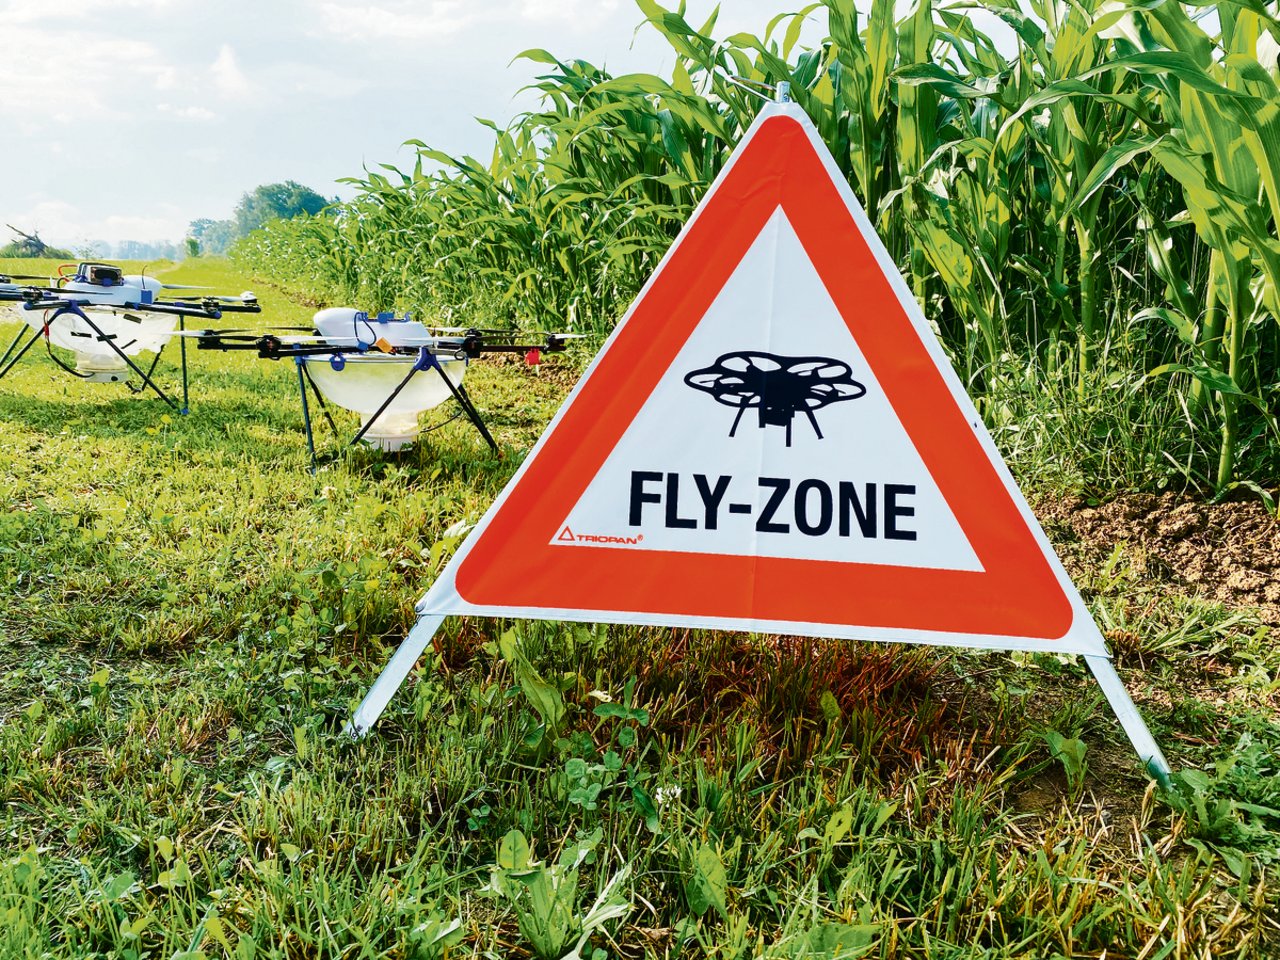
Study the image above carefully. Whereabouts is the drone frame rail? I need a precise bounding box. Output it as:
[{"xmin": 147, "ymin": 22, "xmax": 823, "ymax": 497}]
[
  {"xmin": 0, "ymin": 289, "xmax": 262, "ymax": 413},
  {"xmin": 1, "ymin": 300, "xmax": 188, "ymax": 411},
  {"xmin": 194, "ymin": 329, "xmax": 568, "ymax": 471},
  {"xmin": 294, "ymin": 348, "xmax": 497, "ymax": 473}
]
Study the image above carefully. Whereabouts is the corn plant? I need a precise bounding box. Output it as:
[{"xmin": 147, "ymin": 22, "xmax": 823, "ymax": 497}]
[{"xmin": 232, "ymin": 0, "xmax": 1280, "ymax": 494}]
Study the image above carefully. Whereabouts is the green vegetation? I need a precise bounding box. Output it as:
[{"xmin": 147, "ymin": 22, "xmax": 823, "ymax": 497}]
[
  {"xmin": 1, "ymin": 225, "xmax": 72, "ymax": 260},
  {"xmin": 233, "ymin": 0, "xmax": 1280, "ymax": 496},
  {"xmin": 1, "ymin": 256, "xmax": 1278, "ymax": 957},
  {"xmin": 192, "ymin": 182, "xmax": 333, "ymax": 257}
]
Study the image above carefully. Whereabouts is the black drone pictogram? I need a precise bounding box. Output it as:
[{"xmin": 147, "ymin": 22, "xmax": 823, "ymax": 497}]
[{"xmin": 684, "ymin": 350, "xmax": 867, "ymax": 446}]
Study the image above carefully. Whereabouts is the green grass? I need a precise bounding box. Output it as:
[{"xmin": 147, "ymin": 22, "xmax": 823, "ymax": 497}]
[{"xmin": 1, "ymin": 257, "xmax": 1278, "ymax": 958}]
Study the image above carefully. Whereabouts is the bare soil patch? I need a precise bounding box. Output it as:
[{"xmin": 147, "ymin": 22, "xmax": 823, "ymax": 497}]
[{"xmin": 1034, "ymin": 492, "xmax": 1280, "ymax": 626}]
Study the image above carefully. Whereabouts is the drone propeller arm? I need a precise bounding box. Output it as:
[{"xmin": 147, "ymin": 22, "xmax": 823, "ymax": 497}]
[
  {"xmin": 206, "ymin": 301, "xmax": 261, "ymax": 314},
  {"xmin": 19, "ymin": 295, "xmax": 97, "ymax": 310},
  {"xmin": 193, "ymin": 328, "xmax": 572, "ymax": 362},
  {"xmin": 193, "ymin": 334, "xmax": 378, "ymax": 361},
  {"xmin": 443, "ymin": 333, "xmax": 572, "ymax": 358},
  {"xmin": 122, "ymin": 301, "xmax": 223, "ymax": 320}
]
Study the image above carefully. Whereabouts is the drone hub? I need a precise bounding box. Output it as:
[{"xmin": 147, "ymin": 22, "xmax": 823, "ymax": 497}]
[
  {"xmin": 314, "ymin": 307, "xmax": 434, "ymax": 349},
  {"xmin": 62, "ymin": 268, "xmax": 163, "ymax": 308}
]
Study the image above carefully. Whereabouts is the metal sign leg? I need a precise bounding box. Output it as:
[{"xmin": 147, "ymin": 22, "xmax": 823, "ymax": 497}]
[
  {"xmin": 1085, "ymin": 655, "xmax": 1171, "ymax": 785},
  {"xmin": 345, "ymin": 613, "xmax": 447, "ymax": 736}
]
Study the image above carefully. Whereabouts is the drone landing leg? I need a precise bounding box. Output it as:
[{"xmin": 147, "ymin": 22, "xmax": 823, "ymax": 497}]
[
  {"xmin": 299, "ymin": 363, "xmax": 340, "ymax": 438},
  {"xmin": 350, "ymin": 365, "xmax": 422, "ymax": 449},
  {"xmin": 295, "ymin": 358, "xmax": 320, "ymax": 474},
  {"xmin": 729, "ymin": 406, "xmax": 747, "ymax": 438},
  {"xmin": 179, "ymin": 316, "xmax": 189, "ymax": 415},
  {"xmin": 131, "ymin": 342, "xmax": 166, "ymax": 395},
  {"xmin": 434, "ymin": 366, "xmax": 499, "ymax": 455},
  {"xmin": 0, "ymin": 326, "xmax": 40, "ymax": 380},
  {"xmin": 79, "ymin": 313, "xmax": 177, "ymax": 409}
]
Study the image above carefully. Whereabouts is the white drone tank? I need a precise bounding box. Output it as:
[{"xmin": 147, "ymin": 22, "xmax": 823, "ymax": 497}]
[
  {"xmin": 24, "ymin": 274, "xmax": 178, "ymax": 382},
  {"xmin": 303, "ymin": 308, "xmax": 468, "ymax": 451}
]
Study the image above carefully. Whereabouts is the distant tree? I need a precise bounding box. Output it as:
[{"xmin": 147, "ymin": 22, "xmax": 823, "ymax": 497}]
[
  {"xmin": 1, "ymin": 224, "xmax": 72, "ymax": 259},
  {"xmin": 188, "ymin": 217, "xmax": 238, "ymax": 256},
  {"xmin": 187, "ymin": 183, "xmax": 331, "ymax": 257},
  {"xmin": 233, "ymin": 181, "xmax": 331, "ymax": 236},
  {"xmin": 185, "ymin": 236, "xmax": 200, "ymax": 258}
]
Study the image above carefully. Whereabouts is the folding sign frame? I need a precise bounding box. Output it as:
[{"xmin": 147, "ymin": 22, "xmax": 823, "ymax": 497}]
[{"xmin": 346, "ymin": 98, "xmax": 1170, "ymax": 784}]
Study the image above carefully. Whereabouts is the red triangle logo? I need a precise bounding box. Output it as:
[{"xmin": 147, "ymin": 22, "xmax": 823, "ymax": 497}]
[{"xmin": 443, "ymin": 107, "xmax": 1076, "ymax": 645}]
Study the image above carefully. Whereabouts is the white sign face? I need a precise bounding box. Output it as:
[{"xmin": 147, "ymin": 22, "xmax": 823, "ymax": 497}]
[{"xmin": 556, "ymin": 210, "xmax": 981, "ymax": 572}]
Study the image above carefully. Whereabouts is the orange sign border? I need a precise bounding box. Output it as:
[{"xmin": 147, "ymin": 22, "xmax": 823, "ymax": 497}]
[{"xmin": 453, "ymin": 113, "xmax": 1073, "ymax": 640}]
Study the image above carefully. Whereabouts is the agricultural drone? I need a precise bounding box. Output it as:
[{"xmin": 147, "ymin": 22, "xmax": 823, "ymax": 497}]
[
  {"xmin": 192, "ymin": 307, "xmax": 582, "ymax": 469},
  {"xmin": 0, "ymin": 261, "xmax": 260, "ymax": 412}
]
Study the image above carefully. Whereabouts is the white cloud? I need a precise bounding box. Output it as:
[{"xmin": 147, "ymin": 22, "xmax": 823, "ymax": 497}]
[
  {"xmin": 259, "ymin": 61, "xmax": 372, "ymax": 100},
  {"xmin": 316, "ymin": 1, "xmax": 474, "ymax": 42},
  {"xmin": 0, "ymin": 0, "xmax": 173, "ymax": 26},
  {"xmin": 0, "ymin": 25, "xmax": 170, "ymax": 121},
  {"xmin": 211, "ymin": 44, "xmax": 253, "ymax": 98},
  {"xmin": 158, "ymin": 103, "xmax": 218, "ymax": 121},
  {"xmin": 7, "ymin": 199, "xmax": 189, "ymax": 247},
  {"xmin": 2, "ymin": 0, "xmax": 837, "ymax": 246},
  {"xmin": 518, "ymin": 0, "xmax": 621, "ymax": 28}
]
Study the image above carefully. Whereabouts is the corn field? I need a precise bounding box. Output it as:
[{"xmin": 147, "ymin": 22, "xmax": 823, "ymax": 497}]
[{"xmin": 232, "ymin": 0, "xmax": 1280, "ymax": 495}]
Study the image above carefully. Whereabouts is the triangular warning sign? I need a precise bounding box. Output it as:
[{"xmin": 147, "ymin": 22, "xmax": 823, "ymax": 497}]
[
  {"xmin": 351, "ymin": 102, "xmax": 1167, "ymax": 778},
  {"xmin": 416, "ymin": 103, "xmax": 1099, "ymax": 654}
]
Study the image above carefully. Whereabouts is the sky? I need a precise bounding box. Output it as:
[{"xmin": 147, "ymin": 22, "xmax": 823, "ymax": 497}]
[{"xmin": 0, "ymin": 0, "xmax": 829, "ymax": 250}]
